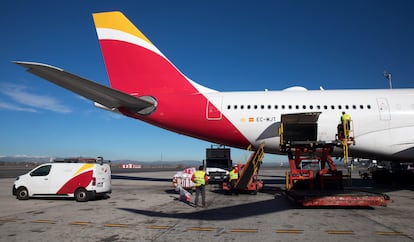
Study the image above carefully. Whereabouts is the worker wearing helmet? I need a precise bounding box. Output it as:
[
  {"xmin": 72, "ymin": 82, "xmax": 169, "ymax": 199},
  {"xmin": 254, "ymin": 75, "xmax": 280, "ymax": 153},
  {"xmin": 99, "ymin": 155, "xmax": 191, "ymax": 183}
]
[
  {"xmin": 191, "ymin": 165, "xmax": 208, "ymax": 208},
  {"xmin": 228, "ymin": 165, "xmax": 239, "ymax": 195}
]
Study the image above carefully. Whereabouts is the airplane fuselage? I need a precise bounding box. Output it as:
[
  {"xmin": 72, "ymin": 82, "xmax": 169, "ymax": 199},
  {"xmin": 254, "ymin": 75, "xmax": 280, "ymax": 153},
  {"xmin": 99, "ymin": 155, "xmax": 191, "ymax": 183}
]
[{"xmin": 128, "ymin": 88, "xmax": 414, "ymax": 162}]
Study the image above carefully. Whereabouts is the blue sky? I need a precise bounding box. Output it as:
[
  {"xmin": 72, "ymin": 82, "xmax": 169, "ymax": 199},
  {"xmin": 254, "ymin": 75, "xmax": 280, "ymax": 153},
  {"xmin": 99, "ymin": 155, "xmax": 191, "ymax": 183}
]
[{"xmin": 1, "ymin": 0, "xmax": 413, "ymax": 163}]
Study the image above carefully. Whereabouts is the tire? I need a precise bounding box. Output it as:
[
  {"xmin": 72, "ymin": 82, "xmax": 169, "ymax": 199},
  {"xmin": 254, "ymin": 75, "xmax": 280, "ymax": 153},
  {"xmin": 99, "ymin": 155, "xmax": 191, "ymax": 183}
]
[
  {"xmin": 16, "ymin": 187, "xmax": 29, "ymax": 200},
  {"xmin": 74, "ymin": 188, "xmax": 88, "ymax": 202}
]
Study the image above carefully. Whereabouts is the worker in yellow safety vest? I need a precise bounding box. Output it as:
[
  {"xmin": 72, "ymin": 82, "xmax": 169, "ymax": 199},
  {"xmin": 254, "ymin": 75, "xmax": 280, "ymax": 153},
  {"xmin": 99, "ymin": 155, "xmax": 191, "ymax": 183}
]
[
  {"xmin": 191, "ymin": 165, "xmax": 208, "ymax": 207},
  {"xmin": 341, "ymin": 111, "xmax": 351, "ymax": 136},
  {"xmin": 228, "ymin": 165, "xmax": 239, "ymax": 195}
]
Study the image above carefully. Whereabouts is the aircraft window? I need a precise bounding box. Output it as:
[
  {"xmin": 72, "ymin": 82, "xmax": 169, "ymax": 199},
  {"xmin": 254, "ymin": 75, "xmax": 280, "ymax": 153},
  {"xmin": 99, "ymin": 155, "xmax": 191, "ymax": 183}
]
[
  {"xmin": 247, "ymin": 105, "xmax": 251, "ymax": 109},
  {"xmin": 345, "ymin": 105, "xmax": 349, "ymax": 109},
  {"xmin": 254, "ymin": 105, "xmax": 258, "ymax": 109},
  {"xmin": 303, "ymin": 105, "xmax": 306, "ymax": 109},
  {"xmin": 338, "ymin": 105, "xmax": 342, "ymax": 109},
  {"xmin": 317, "ymin": 105, "xmax": 321, "ymax": 109},
  {"xmin": 261, "ymin": 105, "xmax": 265, "ymax": 109},
  {"xmin": 295, "ymin": 105, "xmax": 299, "ymax": 109},
  {"xmin": 267, "ymin": 105, "xmax": 271, "ymax": 109},
  {"xmin": 227, "ymin": 105, "xmax": 231, "ymax": 110},
  {"xmin": 352, "ymin": 105, "xmax": 356, "ymax": 109},
  {"xmin": 310, "ymin": 105, "xmax": 313, "ymax": 109},
  {"xmin": 281, "ymin": 105, "xmax": 285, "ymax": 109},
  {"xmin": 240, "ymin": 105, "xmax": 244, "ymax": 110},
  {"xmin": 233, "ymin": 105, "xmax": 237, "ymax": 110},
  {"xmin": 367, "ymin": 105, "xmax": 371, "ymax": 109},
  {"xmin": 274, "ymin": 105, "xmax": 278, "ymax": 109},
  {"xmin": 324, "ymin": 105, "xmax": 328, "ymax": 110},
  {"xmin": 288, "ymin": 105, "xmax": 292, "ymax": 109},
  {"xmin": 360, "ymin": 105, "xmax": 364, "ymax": 109},
  {"xmin": 331, "ymin": 105, "xmax": 335, "ymax": 110}
]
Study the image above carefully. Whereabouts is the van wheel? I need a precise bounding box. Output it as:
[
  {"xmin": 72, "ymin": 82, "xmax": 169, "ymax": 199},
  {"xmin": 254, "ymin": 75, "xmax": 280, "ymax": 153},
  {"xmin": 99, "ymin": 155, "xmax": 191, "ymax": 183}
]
[
  {"xmin": 17, "ymin": 187, "xmax": 29, "ymax": 200},
  {"xmin": 75, "ymin": 188, "xmax": 88, "ymax": 202}
]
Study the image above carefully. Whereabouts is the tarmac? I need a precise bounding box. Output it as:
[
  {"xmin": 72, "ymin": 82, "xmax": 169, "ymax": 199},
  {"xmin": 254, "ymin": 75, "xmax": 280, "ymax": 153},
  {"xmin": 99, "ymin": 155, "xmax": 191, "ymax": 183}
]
[{"xmin": 0, "ymin": 167, "xmax": 413, "ymax": 242}]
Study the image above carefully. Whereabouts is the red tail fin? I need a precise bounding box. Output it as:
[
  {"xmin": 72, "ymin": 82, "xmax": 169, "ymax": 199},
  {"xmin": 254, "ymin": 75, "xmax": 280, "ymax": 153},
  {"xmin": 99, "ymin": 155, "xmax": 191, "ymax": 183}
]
[
  {"xmin": 92, "ymin": 11, "xmax": 213, "ymax": 96},
  {"xmin": 92, "ymin": 11, "xmax": 249, "ymax": 150}
]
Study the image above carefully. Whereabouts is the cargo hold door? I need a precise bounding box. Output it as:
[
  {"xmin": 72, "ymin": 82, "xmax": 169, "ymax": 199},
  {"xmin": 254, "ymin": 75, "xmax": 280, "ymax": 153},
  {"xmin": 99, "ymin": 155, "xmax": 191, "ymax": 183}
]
[{"xmin": 279, "ymin": 112, "xmax": 321, "ymax": 146}]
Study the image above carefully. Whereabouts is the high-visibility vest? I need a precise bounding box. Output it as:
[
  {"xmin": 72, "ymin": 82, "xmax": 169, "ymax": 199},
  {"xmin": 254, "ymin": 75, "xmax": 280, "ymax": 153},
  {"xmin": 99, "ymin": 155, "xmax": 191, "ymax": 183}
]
[
  {"xmin": 229, "ymin": 169, "xmax": 238, "ymax": 181},
  {"xmin": 194, "ymin": 170, "xmax": 206, "ymax": 186},
  {"xmin": 341, "ymin": 113, "xmax": 350, "ymax": 121}
]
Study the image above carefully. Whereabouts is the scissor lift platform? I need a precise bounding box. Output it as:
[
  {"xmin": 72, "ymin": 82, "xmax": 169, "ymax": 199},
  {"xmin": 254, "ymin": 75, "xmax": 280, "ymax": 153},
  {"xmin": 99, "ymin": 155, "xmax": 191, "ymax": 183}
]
[{"xmin": 279, "ymin": 112, "xmax": 391, "ymax": 207}]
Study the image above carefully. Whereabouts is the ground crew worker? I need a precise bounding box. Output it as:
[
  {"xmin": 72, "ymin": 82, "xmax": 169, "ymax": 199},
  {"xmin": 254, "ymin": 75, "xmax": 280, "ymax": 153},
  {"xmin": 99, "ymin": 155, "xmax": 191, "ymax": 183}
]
[
  {"xmin": 341, "ymin": 111, "xmax": 351, "ymax": 136},
  {"xmin": 191, "ymin": 165, "xmax": 208, "ymax": 207},
  {"xmin": 228, "ymin": 165, "xmax": 239, "ymax": 195}
]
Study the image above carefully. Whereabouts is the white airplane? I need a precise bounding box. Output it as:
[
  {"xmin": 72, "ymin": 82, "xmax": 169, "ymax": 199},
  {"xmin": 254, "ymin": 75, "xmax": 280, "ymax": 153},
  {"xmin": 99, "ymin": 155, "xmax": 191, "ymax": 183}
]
[{"xmin": 15, "ymin": 11, "xmax": 414, "ymax": 162}]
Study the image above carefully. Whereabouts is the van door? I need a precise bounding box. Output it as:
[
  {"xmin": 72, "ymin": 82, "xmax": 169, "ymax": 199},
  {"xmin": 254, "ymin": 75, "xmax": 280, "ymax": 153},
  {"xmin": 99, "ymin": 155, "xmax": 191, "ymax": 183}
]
[{"xmin": 28, "ymin": 165, "xmax": 52, "ymax": 195}]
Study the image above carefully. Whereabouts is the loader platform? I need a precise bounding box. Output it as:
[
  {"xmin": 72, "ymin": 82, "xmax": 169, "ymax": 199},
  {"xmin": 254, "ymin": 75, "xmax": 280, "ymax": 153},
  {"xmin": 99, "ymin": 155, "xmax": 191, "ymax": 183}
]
[
  {"xmin": 286, "ymin": 189, "xmax": 390, "ymax": 207},
  {"xmin": 279, "ymin": 112, "xmax": 391, "ymax": 207}
]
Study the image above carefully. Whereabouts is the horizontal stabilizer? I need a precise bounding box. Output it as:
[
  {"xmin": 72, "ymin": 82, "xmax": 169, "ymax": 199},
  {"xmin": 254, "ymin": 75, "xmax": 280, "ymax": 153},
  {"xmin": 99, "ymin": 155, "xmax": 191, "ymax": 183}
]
[{"xmin": 14, "ymin": 61, "xmax": 156, "ymax": 115}]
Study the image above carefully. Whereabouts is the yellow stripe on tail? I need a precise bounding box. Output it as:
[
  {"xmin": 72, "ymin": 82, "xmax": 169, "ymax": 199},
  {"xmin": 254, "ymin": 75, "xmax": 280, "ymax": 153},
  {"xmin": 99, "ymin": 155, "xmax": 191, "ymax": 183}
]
[{"xmin": 92, "ymin": 11, "xmax": 152, "ymax": 45}]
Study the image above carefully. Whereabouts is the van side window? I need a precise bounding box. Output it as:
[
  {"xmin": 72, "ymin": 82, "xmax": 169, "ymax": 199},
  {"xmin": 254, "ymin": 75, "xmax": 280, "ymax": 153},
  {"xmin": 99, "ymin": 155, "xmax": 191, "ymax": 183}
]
[{"xmin": 30, "ymin": 165, "xmax": 51, "ymax": 176}]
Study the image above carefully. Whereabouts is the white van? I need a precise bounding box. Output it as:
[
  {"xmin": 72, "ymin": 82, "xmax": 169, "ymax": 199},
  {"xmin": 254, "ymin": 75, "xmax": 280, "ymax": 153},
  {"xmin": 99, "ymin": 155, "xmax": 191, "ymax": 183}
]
[{"xmin": 13, "ymin": 157, "xmax": 111, "ymax": 202}]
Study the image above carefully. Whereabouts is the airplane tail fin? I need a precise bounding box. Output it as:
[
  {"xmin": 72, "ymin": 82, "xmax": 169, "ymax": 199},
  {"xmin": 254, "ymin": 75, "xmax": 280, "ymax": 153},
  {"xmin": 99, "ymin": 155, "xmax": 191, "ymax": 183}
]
[{"xmin": 92, "ymin": 11, "xmax": 214, "ymax": 96}]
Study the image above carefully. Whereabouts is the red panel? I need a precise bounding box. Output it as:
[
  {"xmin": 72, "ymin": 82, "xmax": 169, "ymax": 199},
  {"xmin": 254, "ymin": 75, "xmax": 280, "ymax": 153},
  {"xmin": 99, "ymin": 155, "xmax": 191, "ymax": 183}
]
[{"xmin": 57, "ymin": 171, "xmax": 93, "ymax": 194}]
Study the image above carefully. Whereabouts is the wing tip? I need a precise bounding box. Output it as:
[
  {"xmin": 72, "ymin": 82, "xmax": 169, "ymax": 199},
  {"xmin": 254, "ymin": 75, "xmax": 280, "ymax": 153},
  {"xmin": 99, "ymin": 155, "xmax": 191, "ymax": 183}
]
[{"xmin": 13, "ymin": 61, "xmax": 64, "ymax": 71}]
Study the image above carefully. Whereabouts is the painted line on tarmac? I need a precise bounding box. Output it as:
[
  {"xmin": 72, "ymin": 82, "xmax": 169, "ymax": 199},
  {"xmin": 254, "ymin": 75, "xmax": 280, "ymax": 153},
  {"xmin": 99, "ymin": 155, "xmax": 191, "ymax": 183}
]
[
  {"xmin": 0, "ymin": 218, "xmax": 21, "ymax": 223},
  {"xmin": 230, "ymin": 228, "xmax": 258, "ymax": 233},
  {"xmin": 146, "ymin": 225, "xmax": 172, "ymax": 230},
  {"xmin": 104, "ymin": 223, "xmax": 129, "ymax": 228},
  {"xmin": 326, "ymin": 230, "xmax": 354, "ymax": 235},
  {"xmin": 375, "ymin": 231, "xmax": 406, "ymax": 236},
  {"xmin": 275, "ymin": 229, "xmax": 304, "ymax": 234},
  {"xmin": 188, "ymin": 227, "xmax": 216, "ymax": 232},
  {"xmin": 69, "ymin": 221, "xmax": 91, "ymax": 226},
  {"xmin": 31, "ymin": 219, "xmax": 56, "ymax": 224}
]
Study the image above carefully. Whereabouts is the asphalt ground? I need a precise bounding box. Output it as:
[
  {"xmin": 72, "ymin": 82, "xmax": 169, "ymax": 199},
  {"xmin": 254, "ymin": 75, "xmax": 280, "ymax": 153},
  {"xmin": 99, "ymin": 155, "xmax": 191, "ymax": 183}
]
[{"xmin": 0, "ymin": 167, "xmax": 413, "ymax": 242}]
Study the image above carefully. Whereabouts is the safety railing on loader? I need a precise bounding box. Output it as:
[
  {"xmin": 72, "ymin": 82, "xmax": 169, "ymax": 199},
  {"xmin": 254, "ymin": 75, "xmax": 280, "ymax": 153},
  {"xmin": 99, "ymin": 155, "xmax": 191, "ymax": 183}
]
[{"xmin": 235, "ymin": 143, "xmax": 265, "ymax": 189}]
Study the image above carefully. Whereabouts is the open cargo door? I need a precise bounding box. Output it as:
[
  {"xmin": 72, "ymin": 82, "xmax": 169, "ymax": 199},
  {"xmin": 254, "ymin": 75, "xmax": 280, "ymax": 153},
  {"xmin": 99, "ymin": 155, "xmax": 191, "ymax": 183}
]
[{"xmin": 279, "ymin": 112, "xmax": 321, "ymax": 147}]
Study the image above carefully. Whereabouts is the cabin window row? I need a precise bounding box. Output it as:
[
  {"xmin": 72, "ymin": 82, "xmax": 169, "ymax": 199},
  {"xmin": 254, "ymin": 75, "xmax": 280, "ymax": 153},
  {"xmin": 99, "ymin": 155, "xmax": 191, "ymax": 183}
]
[{"xmin": 226, "ymin": 104, "xmax": 372, "ymax": 110}]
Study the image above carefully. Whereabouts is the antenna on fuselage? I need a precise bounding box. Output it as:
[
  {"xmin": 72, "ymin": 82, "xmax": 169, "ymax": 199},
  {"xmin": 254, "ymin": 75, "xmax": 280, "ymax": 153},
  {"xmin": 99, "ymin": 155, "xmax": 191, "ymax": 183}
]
[{"xmin": 383, "ymin": 70, "xmax": 392, "ymax": 89}]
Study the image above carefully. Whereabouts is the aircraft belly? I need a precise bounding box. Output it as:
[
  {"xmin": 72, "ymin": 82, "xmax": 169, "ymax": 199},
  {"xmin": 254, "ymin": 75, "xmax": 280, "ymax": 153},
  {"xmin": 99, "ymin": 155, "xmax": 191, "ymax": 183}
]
[{"xmin": 352, "ymin": 126, "xmax": 414, "ymax": 161}]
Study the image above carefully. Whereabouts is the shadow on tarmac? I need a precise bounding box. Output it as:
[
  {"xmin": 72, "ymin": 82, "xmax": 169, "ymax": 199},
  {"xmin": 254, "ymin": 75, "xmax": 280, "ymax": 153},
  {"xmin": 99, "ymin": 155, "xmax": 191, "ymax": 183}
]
[{"xmin": 119, "ymin": 196, "xmax": 294, "ymax": 221}]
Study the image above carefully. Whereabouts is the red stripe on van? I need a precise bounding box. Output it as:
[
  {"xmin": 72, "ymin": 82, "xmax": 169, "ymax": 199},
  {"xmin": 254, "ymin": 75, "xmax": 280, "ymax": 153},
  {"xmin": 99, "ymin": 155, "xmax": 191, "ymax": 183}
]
[{"xmin": 57, "ymin": 171, "xmax": 93, "ymax": 195}]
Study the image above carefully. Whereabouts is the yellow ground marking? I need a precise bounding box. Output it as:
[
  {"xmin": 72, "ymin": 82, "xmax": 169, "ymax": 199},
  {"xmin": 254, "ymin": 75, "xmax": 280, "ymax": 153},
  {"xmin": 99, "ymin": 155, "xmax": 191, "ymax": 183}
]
[
  {"xmin": 104, "ymin": 223, "xmax": 129, "ymax": 228},
  {"xmin": 326, "ymin": 230, "xmax": 354, "ymax": 234},
  {"xmin": 146, "ymin": 225, "xmax": 171, "ymax": 229},
  {"xmin": 0, "ymin": 218, "xmax": 20, "ymax": 223},
  {"xmin": 188, "ymin": 227, "xmax": 216, "ymax": 231},
  {"xmin": 69, "ymin": 221, "xmax": 91, "ymax": 226},
  {"xmin": 31, "ymin": 219, "xmax": 56, "ymax": 224},
  {"xmin": 376, "ymin": 231, "xmax": 406, "ymax": 236},
  {"xmin": 275, "ymin": 229, "xmax": 304, "ymax": 234},
  {"xmin": 230, "ymin": 228, "xmax": 258, "ymax": 233}
]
